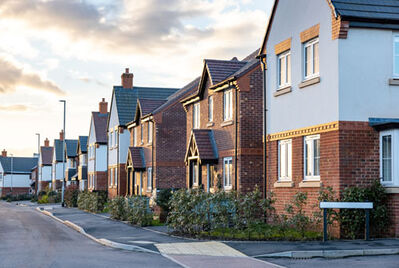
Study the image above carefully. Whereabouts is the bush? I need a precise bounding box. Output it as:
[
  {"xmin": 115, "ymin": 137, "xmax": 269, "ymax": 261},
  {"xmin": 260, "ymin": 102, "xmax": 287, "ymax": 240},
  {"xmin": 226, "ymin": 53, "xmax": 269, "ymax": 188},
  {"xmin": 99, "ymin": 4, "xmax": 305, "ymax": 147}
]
[
  {"xmin": 77, "ymin": 190, "xmax": 108, "ymax": 213},
  {"xmin": 156, "ymin": 188, "xmax": 174, "ymax": 222},
  {"xmin": 109, "ymin": 196, "xmax": 128, "ymax": 220},
  {"xmin": 126, "ymin": 196, "xmax": 153, "ymax": 226},
  {"xmin": 339, "ymin": 180, "xmax": 389, "ymax": 239},
  {"xmin": 38, "ymin": 195, "xmax": 49, "ymax": 204},
  {"xmin": 64, "ymin": 185, "xmax": 79, "ymax": 207}
]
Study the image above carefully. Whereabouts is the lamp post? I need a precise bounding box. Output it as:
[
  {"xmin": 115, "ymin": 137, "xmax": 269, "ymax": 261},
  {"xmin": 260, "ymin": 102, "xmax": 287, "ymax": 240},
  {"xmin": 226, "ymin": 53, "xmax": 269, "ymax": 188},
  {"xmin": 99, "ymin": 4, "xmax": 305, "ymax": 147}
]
[
  {"xmin": 59, "ymin": 100, "xmax": 66, "ymax": 207},
  {"xmin": 10, "ymin": 153, "xmax": 13, "ymax": 195},
  {"xmin": 35, "ymin": 133, "xmax": 40, "ymax": 193}
]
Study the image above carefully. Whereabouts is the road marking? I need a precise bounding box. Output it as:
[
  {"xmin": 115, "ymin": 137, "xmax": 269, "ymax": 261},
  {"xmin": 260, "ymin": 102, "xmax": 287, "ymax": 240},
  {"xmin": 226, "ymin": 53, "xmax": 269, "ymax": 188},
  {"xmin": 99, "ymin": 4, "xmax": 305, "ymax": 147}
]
[{"xmin": 155, "ymin": 241, "xmax": 246, "ymax": 257}]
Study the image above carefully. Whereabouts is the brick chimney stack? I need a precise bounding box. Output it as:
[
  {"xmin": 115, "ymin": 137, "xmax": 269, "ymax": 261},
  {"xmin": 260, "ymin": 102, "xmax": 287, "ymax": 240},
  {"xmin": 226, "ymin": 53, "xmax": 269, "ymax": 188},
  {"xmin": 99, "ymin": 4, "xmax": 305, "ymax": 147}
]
[
  {"xmin": 99, "ymin": 98, "xmax": 108, "ymax": 114},
  {"xmin": 59, "ymin": 130, "xmax": 64, "ymax": 141},
  {"xmin": 121, "ymin": 68, "xmax": 133, "ymax": 89},
  {"xmin": 1, "ymin": 149, "xmax": 6, "ymax": 157},
  {"xmin": 44, "ymin": 138, "xmax": 50, "ymax": 147}
]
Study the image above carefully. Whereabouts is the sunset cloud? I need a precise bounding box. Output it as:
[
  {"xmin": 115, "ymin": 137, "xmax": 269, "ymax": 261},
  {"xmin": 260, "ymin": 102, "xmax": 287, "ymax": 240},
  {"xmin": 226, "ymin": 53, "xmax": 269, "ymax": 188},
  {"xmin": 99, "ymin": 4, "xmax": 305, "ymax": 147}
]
[{"xmin": 0, "ymin": 104, "xmax": 29, "ymax": 112}]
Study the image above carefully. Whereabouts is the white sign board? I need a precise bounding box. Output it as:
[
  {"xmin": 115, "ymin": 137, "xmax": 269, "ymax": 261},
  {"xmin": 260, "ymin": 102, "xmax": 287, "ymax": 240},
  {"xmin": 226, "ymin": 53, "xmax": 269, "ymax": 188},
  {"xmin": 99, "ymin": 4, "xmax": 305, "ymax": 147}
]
[{"xmin": 320, "ymin": 202, "xmax": 373, "ymax": 209}]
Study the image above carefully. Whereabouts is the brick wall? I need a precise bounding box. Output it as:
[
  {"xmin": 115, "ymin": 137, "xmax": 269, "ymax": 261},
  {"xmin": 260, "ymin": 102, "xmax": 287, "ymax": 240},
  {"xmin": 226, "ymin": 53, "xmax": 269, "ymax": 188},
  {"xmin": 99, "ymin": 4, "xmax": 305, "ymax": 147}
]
[{"xmin": 1, "ymin": 187, "xmax": 31, "ymax": 197}]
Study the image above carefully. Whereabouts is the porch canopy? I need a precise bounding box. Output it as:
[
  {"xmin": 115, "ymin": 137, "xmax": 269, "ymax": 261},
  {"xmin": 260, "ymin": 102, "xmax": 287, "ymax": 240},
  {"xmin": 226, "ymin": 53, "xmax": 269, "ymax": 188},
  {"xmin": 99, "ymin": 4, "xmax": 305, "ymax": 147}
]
[
  {"xmin": 127, "ymin": 147, "xmax": 146, "ymax": 170},
  {"xmin": 369, "ymin": 118, "xmax": 399, "ymax": 131},
  {"xmin": 185, "ymin": 129, "xmax": 218, "ymax": 164}
]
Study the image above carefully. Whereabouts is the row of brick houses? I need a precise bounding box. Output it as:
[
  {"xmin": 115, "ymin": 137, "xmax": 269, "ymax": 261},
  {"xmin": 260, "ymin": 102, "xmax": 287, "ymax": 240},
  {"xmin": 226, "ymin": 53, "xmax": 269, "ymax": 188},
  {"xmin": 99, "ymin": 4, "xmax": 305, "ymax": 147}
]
[{"xmin": 3, "ymin": 0, "xmax": 399, "ymax": 237}]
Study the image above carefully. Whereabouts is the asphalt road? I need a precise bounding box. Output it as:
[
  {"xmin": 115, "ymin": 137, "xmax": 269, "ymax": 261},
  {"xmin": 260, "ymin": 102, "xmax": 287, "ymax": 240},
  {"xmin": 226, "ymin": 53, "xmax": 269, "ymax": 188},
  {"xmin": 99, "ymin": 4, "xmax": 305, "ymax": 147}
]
[{"xmin": 0, "ymin": 202, "xmax": 180, "ymax": 268}]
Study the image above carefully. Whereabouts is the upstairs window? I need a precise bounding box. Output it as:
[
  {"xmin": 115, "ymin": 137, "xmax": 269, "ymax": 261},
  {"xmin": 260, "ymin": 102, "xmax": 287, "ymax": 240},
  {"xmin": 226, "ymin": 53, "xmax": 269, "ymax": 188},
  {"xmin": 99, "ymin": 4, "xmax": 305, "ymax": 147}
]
[
  {"xmin": 394, "ymin": 35, "xmax": 399, "ymax": 77},
  {"xmin": 141, "ymin": 125, "xmax": 144, "ymax": 144},
  {"xmin": 115, "ymin": 167, "xmax": 118, "ymax": 186},
  {"xmin": 223, "ymin": 89, "xmax": 233, "ymax": 121},
  {"xmin": 148, "ymin": 122, "xmax": 153, "ymax": 144},
  {"xmin": 278, "ymin": 139, "xmax": 292, "ymax": 181},
  {"xmin": 109, "ymin": 131, "xmax": 113, "ymax": 147},
  {"xmin": 114, "ymin": 129, "xmax": 118, "ymax": 147},
  {"xmin": 304, "ymin": 135, "xmax": 320, "ymax": 180},
  {"xmin": 193, "ymin": 102, "xmax": 200, "ymax": 129},
  {"xmin": 208, "ymin": 96, "xmax": 213, "ymax": 122},
  {"xmin": 134, "ymin": 127, "xmax": 138, "ymax": 146},
  {"xmin": 304, "ymin": 38, "xmax": 319, "ymax": 80},
  {"xmin": 278, "ymin": 50, "xmax": 291, "ymax": 88}
]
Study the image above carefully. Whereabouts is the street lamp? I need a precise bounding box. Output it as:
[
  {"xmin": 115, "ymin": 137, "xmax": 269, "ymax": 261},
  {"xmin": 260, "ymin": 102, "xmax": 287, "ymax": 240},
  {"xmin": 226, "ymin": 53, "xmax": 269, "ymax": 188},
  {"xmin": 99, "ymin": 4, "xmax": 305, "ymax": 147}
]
[{"xmin": 59, "ymin": 100, "xmax": 66, "ymax": 207}]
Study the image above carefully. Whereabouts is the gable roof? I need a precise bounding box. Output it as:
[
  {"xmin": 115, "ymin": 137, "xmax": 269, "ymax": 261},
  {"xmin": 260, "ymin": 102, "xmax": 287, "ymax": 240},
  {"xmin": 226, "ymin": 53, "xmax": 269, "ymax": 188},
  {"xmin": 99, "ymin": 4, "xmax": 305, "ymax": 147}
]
[
  {"xmin": 40, "ymin": 147, "xmax": 53, "ymax": 166},
  {"xmin": 259, "ymin": 0, "xmax": 399, "ymax": 55},
  {"xmin": 92, "ymin": 112, "xmax": 108, "ymax": 144},
  {"xmin": 0, "ymin": 156, "xmax": 38, "ymax": 174},
  {"xmin": 185, "ymin": 129, "xmax": 218, "ymax": 164},
  {"xmin": 53, "ymin": 139, "xmax": 64, "ymax": 162},
  {"xmin": 109, "ymin": 86, "xmax": 179, "ymax": 128},
  {"xmin": 65, "ymin": 139, "xmax": 78, "ymax": 158},
  {"xmin": 127, "ymin": 147, "xmax": 146, "ymax": 170},
  {"xmin": 77, "ymin": 136, "xmax": 88, "ymax": 154}
]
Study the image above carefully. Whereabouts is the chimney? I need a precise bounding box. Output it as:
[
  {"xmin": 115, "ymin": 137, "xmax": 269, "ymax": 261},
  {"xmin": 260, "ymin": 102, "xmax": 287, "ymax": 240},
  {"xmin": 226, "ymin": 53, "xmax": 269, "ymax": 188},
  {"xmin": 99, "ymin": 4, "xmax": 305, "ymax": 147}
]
[
  {"xmin": 1, "ymin": 149, "xmax": 6, "ymax": 157},
  {"xmin": 99, "ymin": 98, "xmax": 108, "ymax": 114},
  {"xmin": 59, "ymin": 130, "xmax": 64, "ymax": 141},
  {"xmin": 121, "ymin": 68, "xmax": 133, "ymax": 89},
  {"xmin": 44, "ymin": 138, "xmax": 50, "ymax": 147}
]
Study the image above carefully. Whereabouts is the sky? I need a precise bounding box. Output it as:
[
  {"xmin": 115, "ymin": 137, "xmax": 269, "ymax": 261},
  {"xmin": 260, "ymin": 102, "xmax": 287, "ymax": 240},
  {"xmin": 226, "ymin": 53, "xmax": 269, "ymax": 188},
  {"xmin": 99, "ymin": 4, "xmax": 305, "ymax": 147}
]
[{"xmin": 0, "ymin": 0, "xmax": 273, "ymax": 157}]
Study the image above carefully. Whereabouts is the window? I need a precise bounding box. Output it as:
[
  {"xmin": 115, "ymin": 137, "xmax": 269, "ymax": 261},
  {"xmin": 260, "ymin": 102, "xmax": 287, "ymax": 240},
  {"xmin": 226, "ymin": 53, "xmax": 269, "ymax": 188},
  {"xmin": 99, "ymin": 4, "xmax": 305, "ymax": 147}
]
[
  {"xmin": 110, "ymin": 168, "xmax": 113, "ymax": 186},
  {"xmin": 141, "ymin": 125, "xmax": 144, "ymax": 144},
  {"xmin": 278, "ymin": 50, "xmax": 291, "ymax": 88},
  {"xmin": 394, "ymin": 35, "xmax": 399, "ymax": 77},
  {"xmin": 148, "ymin": 122, "xmax": 153, "ymax": 144},
  {"xmin": 208, "ymin": 96, "xmax": 213, "ymax": 122},
  {"xmin": 193, "ymin": 102, "xmax": 200, "ymax": 129},
  {"xmin": 110, "ymin": 131, "xmax": 113, "ymax": 147},
  {"xmin": 115, "ymin": 167, "xmax": 118, "ymax": 186},
  {"xmin": 223, "ymin": 157, "xmax": 233, "ymax": 189},
  {"xmin": 191, "ymin": 162, "xmax": 198, "ymax": 186},
  {"xmin": 80, "ymin": 154, "xmax": 87, "ymax": 166},
  {"xmin": 304, "ymin": 135, "xmax": 320, "ymax": 180},
  {"xmin": 278, "ymin": 139, "xmax": 292, "ymax": 181},
  {"xmin": 134, "ymin": 127, "xmax": 138, "ymax": 146},
  {"xmin": 380, "ymin": 130, "xmax": 398, "ymax": 185},
  {"xmin": 147, "ymin": 167, "xmax": 152, "ymax": 190},
  {"xmin": 304, "ymin": 38, "xmax": 319, "ymax": 79},
  {"xmin": 209, "ymin": 165, "xmax": 215, "ymax": 188},
  {"xmin": 223, "ymin": 89, "xmax": 233, "ymax": 121},
  {"xmin": 114, "ymin": 129, "xmax": 118, "ymax": 147}
]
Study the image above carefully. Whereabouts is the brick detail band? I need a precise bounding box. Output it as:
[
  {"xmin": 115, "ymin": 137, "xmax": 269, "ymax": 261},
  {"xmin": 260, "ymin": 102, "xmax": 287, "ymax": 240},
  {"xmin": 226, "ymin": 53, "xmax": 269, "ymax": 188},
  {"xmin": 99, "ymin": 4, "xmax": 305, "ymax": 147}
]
[
  {"xmin": 300, "ymin": 24, "xmax": 320, "ymax": 43},
  {"xmin": 268, "ymin": 121, "xmax": 339, "ymax": 141},
  {"xmin": 274, "ymin": 38, "xmax": 292, "ymax": 55}
]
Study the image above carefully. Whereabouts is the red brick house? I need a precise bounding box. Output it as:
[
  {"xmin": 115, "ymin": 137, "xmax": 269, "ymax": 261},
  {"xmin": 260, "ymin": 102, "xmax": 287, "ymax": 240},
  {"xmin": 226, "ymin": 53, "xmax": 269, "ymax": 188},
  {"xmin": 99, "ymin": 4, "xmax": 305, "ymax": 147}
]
[
  {"xmin": 181, "ymin": 52, "xmax": 264, "ymax": 193},
  {"xmin": 126, "ymin": 78, "xmax": 199, "ymax": 196},
  {"xmin": 259, "ymin": 0, "xmax": 399, "ymax": 236}
]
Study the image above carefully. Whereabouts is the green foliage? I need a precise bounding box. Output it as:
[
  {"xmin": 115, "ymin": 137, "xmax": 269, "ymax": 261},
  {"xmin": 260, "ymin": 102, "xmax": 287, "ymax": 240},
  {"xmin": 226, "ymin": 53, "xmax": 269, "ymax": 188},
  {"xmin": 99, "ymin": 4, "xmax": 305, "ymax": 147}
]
[
  {"xmin": 64, "ymin": 185, "xmax": 79, "ymax": 207},
  {"xmin": 126, "ymin": 196, "xmax": 153, "ymax": 226},
  {"xmin": 339, "ymin": 180, "xmax": 389, "ymax": 239},
  {"xmin": 109, "ymin": 196, "xmax": 128, "ymax": 220},
  {"xmin": 38, "ymin": 195, "xmax": 49, "ymax": 204},
  {"xmin": 156, "ymin": 188, "xmax": 174, "ymax": 213},
  {"xmin": 77, "ymin": 190, "xmax": 108, "ymax": 213},
  {"xmin": 1, "ymin": 194, "xmax": 33, "ymax": 201}
]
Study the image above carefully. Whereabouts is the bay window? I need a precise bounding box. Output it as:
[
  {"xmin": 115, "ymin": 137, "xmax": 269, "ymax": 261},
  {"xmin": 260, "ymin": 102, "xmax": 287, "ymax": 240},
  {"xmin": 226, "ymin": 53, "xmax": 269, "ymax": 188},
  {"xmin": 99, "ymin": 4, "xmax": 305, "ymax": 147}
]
[{"xmin": 380, "ymin": 130, "xmax": 398, "ymax": 186}]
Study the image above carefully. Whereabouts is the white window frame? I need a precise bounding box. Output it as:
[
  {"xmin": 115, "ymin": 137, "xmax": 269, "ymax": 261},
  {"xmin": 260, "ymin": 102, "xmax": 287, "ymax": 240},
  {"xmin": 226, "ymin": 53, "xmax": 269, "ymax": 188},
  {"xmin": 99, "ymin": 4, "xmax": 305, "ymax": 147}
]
[
  {"xmin": 380, "ymin": 129, "xmax": 398, "ymax": 186},
  {"xmin": 114, "ymin": 128, "xmax": 118, "ymax": 147},
  {"xmin": 304, "ymin": 38, "xmax": 319, "ymax": 80},
  {"xmin": 109, "ymin": 168, "xmax": 113, "ymax": 186},
  {"xmin": 141, "ymin": 124, "xmax": 144, "ymax": 144},
  {"xmin": 134, "ymin": 127, "xmax": 138, "ymax": 146},
  {"xmin": 278, "ymin": 139, "xmax": 292, "ymax": 181},
  {"xmin": 193, "ymin": 102, "xmax": 200, "ymax": 129},
  {"xmin": 110, "ymin": 131, "xmax": 113, "ymax": 148},
  {"xmin": 278, "ymin": 50, "xmax": 291, "ymax": 89},
  {"xmin": 223, "ymin": 89, "xmax": 233, "ymax": 121},
  {"xmin": 148, "ymin": 122, "xmax": 153, "ymax": 144},
  {"xmin": 223, "ymin": 157, "xmax": 233, "ymax": 190},
  {"xmin": 304, "ymin": 134, "xmax": 320, "ymax": 181},
  {"xmin": 115, "ymin": 167, "xmax": 118, "ymax": 186},
  {"xmin": 393, "ymin": 35, "xmax": 399, "ymax": 78},
  {"xmin": 147, "ymin": 167, "xmax": 152, "ymax": 190},
  {"xmin": 208, "ymin": 96, "xmax": 213, "ymax": 122}
]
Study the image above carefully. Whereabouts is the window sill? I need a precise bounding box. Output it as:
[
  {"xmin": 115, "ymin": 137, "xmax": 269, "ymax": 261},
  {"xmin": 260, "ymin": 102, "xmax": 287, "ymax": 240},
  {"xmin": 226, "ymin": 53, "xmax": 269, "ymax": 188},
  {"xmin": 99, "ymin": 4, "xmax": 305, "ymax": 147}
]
[
  {"xmin": 384, "ymin": 187, "xmax": 399, "ymax": 194},
  {"xmin": 274, "ymin": 86, "xmax": 292, "ymax": 97},
  {"xmin": 299, "ymin": 76, "xmax": 320, "ymax": 89},
  {"xmin": 207, "ymin": 122, "xmax": 214, "ymax": 127},
  {"xmin": 274, "ymin": 181, "xmax": 294, "ymax": 188},
  {"xmin": 299, "ymin": 180, "xmax": 322, "ymax": 188},
  {"xmin": 389, "ymin": 78, "xmax": 399, "ymax": 86},
  {"xmin": 221, "ymin": 120, "xmax": 234, "ymax": 127}
]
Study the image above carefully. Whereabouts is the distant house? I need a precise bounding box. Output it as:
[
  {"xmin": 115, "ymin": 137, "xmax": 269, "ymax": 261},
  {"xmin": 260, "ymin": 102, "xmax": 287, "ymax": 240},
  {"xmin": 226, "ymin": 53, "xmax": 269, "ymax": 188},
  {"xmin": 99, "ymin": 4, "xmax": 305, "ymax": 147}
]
[
  {"xmin": 30, "ymin": 165, "xmax": 38, "ymax": 195},
  {"xmin": 88, "ymin": 98, "xmax": 108, "ymax": 192},
  {"xmin": 38, "ymin": 138, "xmax": 53, "ymax": 192},
  {"xmin": 259, "ymin": 0, "xmax": 399, "ymax": 236},
  {"xmin": 126, "ymin": 78, "xmax": 199, "ymax": 197},
  {"xmin": 76, "ymin": 136, "xmax": 88, "ymax": 191},
  {"xmin": 107, "ymin": 68, "xmax": 178, "ymax": 199},
  {"xmin": 0, "ymin": 149, "xmax": 38, "ymax": 197},
  {"xmin": 64, "ymin": 139, "xmax": 78, "ymax": 187},
  {"xmin": 181, "ymin": 52, "xmax": 263, "ymax": 193},
  {"xmin": 52, "ymin": 131, "xmax": 66, "ymax": 191}
]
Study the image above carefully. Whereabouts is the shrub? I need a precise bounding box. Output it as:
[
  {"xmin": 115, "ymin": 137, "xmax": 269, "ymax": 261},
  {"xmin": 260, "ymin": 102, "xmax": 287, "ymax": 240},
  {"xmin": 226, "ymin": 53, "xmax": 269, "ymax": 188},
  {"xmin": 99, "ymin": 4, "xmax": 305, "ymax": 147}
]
[
  {"xmin": 64, "ymin": 185, "xmax": 79, "ymax": 207},
  {"xmin": 77, "ymin": 190, "xmax": 108, "ymax": 213},
  {"xmin": 109, "ymin": 196, "xmax": 128, "ymax": 220},
  {"xmin": 126, "ymin": 196, "xmax": 153, "ymax": 226},
  {"xmin": 38, "ymin": 195, "xmax": 49, "ymax": 204},
  {"xmin": 339, "ymin": 180, "xmax": 389, "ymax": 239}
]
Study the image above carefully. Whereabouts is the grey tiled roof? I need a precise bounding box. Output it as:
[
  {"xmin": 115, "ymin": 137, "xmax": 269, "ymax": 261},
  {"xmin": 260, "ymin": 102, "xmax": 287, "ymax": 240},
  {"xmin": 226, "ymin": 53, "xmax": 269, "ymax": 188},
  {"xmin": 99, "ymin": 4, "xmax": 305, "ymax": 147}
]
[
  {"xmin": 128, "ymin": 147, "xmax": 146, "ymax": 169},
  {"xmin": 65, "ymin": 140, "xmax": 78, "ymax": 158},
  {"xmin": 40, "ymin": 147, "xmax": 53, "ymax": 165},
  {"xmin": 92, "ymin": 112, "xmax": 108, "ymax": 144},
  {"xmin": 113, "ymin": 86, "xmax": 179, "ymax": 126},
  {"xmin": 53, "ymin": 139, "xmax": 64, "ymax": 162},
  {"xmin": 205, "ymin": 59, "xmax": 247, "ymax": 85},
  {"xmin": 331, "ymin": 0, "xmax": 399, "ymax": 22},
  {"xmin": 139, "ymin": 99, "xmax": 167, "ymax": 117},
  {"xmin": 78, "ymin": 136, "xmax": 88, "ymax": 153},
  {"xmin": 0, "ymin": 156, "xmax": 38, "ymax": 174}
]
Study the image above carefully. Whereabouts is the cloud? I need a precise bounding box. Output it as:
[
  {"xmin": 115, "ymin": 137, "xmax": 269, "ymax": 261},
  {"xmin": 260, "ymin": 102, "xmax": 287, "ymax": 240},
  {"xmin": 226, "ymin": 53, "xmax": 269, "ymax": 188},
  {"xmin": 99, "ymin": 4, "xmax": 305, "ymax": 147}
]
[
  {"xmin": 0, "ymin": 58, "xmax": 65, "ymax": 95},
  {"xmin": 0, "ymin": 104, "xmax": 29, "ymax": 112}
]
